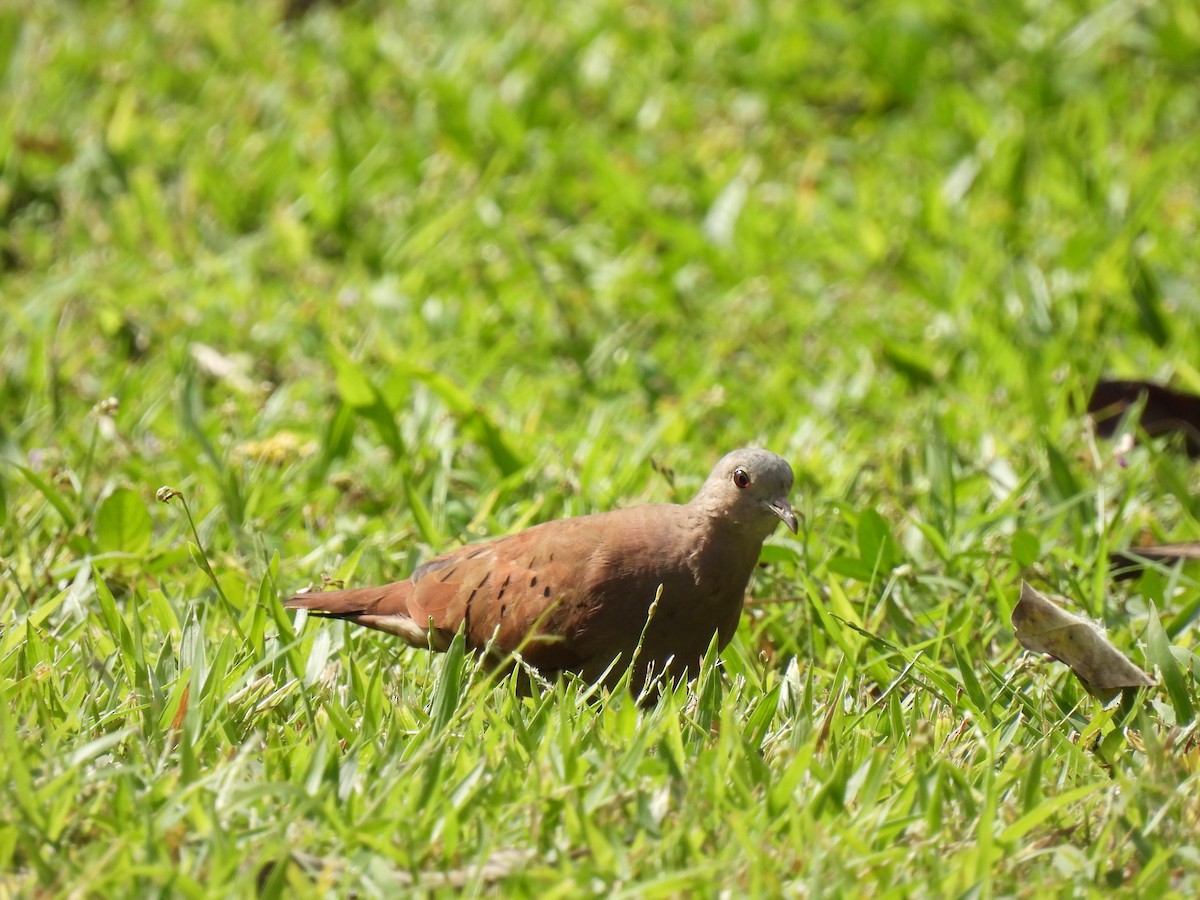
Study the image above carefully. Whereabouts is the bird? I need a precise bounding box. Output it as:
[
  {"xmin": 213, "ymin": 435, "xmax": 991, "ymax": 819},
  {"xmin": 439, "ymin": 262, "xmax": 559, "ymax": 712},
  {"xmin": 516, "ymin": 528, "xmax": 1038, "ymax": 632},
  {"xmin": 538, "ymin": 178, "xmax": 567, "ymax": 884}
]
[{"xmin": 283, "ymin": 448, "xmax": 798, "ymax": 692}]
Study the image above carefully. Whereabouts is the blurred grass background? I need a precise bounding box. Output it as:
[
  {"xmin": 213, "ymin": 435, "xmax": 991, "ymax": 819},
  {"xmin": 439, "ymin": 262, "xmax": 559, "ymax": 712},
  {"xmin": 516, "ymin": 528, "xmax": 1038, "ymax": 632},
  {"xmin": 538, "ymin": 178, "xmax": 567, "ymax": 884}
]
[{"xmin": 2, "ymin": 0, "xmax": 1199, "ymax": 895}]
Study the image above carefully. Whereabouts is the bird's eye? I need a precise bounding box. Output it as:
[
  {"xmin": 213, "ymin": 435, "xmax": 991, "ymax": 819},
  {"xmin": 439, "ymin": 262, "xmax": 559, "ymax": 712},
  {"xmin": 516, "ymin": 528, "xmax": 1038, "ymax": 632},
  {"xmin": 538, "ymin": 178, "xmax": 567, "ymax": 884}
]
[{"xmin": 732, "ymin": 467, "xmax": 751, "ymax": 489}]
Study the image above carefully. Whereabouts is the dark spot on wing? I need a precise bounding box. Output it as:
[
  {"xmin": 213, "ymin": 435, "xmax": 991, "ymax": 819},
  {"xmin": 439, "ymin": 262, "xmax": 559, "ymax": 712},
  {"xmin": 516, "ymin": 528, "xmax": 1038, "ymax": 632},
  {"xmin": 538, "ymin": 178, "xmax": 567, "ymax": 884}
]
[
  {"xmin": 531, "ymin": 576, "xmax": 538, "ymax": 588},
  {"xmin": 544, "ymin": 586, "xmax": 551, "ymax": 598},
  {"xmin": 464, "ymin": 588, "xmax": 478, "ymax": 637}
]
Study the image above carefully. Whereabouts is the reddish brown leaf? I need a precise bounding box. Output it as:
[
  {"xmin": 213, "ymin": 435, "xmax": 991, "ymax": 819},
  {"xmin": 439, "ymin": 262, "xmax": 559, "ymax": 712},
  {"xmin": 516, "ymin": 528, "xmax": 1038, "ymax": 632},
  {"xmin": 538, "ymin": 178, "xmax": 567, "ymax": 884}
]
[
  {"xmin": 1087, "ymin": 379, "xmax": 1200, "ymax": 457},
  {"xmin": 169, "ymin": 683, "xmax": 190, "ymax": 733},
  {"xmin": 1111, "ymin": 542, "xmax": 1200, "ymax": 581}
]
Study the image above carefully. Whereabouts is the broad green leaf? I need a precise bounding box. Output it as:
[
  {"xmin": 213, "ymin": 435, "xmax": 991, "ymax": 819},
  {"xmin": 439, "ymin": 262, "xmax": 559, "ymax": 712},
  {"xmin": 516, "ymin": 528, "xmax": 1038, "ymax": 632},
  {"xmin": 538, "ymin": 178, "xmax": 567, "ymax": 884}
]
[
  {"xmin": 330, "ymin": 347, "xmax": 377, "ymax": 409},
  {"xmin": 881, "ymin": 341, "xmax": 936, "ymax": 386},
  {"xmin": 1128, "ymin": 253, "xmax": 1169, "ymax": 347},
  {"xmin": 1011, "ymin": 529, "xmax": 1040, "ymax": 567},
  {"xmin": 404, "ymin": 477, "xmax": 442, "ymax": 548},
  {"xmin": 953, "ymin": 643, "xmax": 991, "ymax": 722},
  {"xmin": 857, "ymin": 508, "xmax": 897, "ymax": 573},
  {"xmin": 1044, "ymin": 442, "xmax": 1081, "ymax": 505},
  {"xmin": 15, "ymin": 464, "xmax": 77, "ymax": 527},
  {"xmin": 827, "ymin": 555, "xmax": 876, "ymax": 582},
  {"xmin": 303, "ymin": 627, "xmax": 333, "ymax": 688},
  {"xmin": 329, "ymin": 350, "xmax": 405, "ymax": 456},
  {"xmin": 94, "ymin": 487, "xmax": 153, "ymax": 556},
  {"xmin": 93, "ymin": 566, "xmax": 140, "ymax": 684},
  {"xmin": 1145, "ymin": 603, "xmax": 1194, "ymax": 725},
  {"xmin": 310, "ymin": 400, "xmax": 356, "ymax": 485},
  {"xmin": 428, "ymin": 629, "xmax": 467, "ymax": 733}
]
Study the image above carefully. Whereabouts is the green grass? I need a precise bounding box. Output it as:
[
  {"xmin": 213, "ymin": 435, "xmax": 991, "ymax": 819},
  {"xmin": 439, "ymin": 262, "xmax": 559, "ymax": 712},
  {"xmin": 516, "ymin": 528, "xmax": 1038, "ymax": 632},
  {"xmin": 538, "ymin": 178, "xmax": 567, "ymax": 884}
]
[{"xmin": 3, "ymin": 0, "xmax": 1200, "ymax": 895}]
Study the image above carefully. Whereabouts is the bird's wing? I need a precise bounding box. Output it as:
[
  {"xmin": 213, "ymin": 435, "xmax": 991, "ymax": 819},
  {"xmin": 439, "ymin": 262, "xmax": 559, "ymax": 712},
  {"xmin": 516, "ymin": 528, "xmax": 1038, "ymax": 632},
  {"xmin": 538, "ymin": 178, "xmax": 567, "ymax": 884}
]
[{"xmin": 405, "ymin": 518, "xmax": 609, "ymax": 669}]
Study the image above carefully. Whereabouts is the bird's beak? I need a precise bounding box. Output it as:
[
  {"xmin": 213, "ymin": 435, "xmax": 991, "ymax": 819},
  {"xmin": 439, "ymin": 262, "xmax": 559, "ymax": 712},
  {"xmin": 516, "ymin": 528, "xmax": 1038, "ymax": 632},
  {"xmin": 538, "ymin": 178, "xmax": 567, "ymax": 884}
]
[{"xmin": 769, "ymin": 500, "xmax": 799, "ymax": 534}]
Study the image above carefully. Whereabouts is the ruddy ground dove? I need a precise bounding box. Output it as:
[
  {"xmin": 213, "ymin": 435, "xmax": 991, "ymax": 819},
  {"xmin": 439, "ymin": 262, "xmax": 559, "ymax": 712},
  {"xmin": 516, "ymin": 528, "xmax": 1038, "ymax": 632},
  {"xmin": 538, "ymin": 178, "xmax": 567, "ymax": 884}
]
[{"xmin": 284, "ymin": 448, "xmax": 797, "ymax": 690}]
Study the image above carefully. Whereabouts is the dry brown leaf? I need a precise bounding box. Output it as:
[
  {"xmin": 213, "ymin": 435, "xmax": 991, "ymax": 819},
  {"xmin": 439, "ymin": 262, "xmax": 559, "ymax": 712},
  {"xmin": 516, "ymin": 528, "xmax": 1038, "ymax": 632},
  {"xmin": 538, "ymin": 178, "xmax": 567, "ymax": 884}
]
[
  {"xmin": 1011, "ymin": 582, "xmax": 1154, "ymax": 698},
  {"xmin": 1087, "ymin": 379, "xmax": 1200, "ymax": 457},
  {"xmin": 169, "ymin": 683, "xmax": 190, "ymax": 733},
  {"xmin": 1111, "ymin": 541, "xmax": 1200, "ymax": 581}
]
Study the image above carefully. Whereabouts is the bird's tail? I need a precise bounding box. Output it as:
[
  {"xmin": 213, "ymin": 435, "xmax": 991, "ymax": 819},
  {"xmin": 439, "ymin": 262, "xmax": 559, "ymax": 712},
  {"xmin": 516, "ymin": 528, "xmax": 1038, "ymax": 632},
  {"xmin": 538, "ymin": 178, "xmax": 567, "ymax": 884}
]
[{"xmin": 283, "ymin": 583, "xmax": 442, "ymax": 648}]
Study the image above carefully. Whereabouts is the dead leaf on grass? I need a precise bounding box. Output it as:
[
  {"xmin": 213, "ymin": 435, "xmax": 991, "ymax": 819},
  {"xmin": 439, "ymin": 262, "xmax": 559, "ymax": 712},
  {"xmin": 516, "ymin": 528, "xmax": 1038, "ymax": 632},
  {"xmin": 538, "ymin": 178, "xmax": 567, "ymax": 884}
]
[
  {"xmin": 1110, "ymin": 541, "xmax": 1200, "ymax": 581},
  {"xmin": 1086, "ymin": 379, "xmax": 1200, "ymax": 457},
  {"xmin": 1011, "ymin": 582, "xmax": 1154, "ymax": 699}
]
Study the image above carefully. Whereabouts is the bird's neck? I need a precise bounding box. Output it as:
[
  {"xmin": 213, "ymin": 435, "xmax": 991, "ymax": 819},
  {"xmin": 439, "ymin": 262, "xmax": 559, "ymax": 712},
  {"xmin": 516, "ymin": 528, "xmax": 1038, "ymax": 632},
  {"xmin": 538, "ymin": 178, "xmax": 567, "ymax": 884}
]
[
  {"xmin": 689, "ymin": 497, "xmax": 773, "ymax": 544},
  {"xmin": 684, "ymin": 504, "xmax": 771, "ymax": 573}
]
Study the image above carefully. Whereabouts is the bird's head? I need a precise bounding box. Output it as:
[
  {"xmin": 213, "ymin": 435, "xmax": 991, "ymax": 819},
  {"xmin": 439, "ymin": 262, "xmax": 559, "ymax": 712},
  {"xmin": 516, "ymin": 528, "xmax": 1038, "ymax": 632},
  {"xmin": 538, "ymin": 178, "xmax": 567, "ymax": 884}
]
[{"xmin": 696, "ymin": 448, "xmax": 798, "ymax": 537}]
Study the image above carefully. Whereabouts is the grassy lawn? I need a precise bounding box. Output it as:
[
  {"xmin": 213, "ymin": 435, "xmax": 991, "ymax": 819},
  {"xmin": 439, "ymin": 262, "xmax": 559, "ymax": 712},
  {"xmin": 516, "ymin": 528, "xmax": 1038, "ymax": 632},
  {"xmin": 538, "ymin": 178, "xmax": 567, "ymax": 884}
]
[{"xmin": 3, "ymin": 0, "xmax": 1199, "ymax": 895}]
